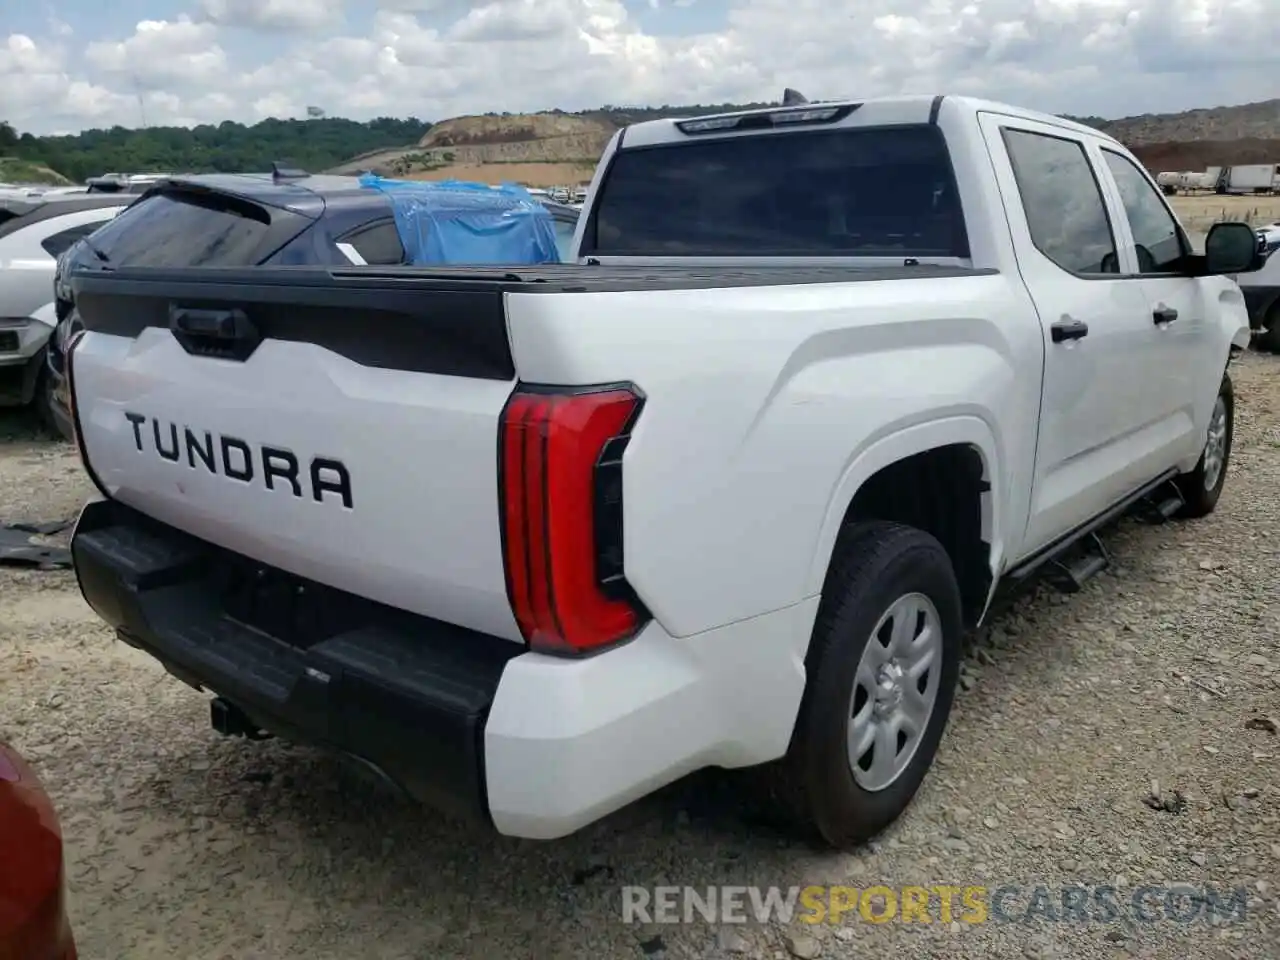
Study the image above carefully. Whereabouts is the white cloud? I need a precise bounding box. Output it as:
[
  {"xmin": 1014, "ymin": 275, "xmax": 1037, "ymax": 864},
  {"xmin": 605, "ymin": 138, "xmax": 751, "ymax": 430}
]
[
  {"xmin": 375, "ymin": 0, "xmax": 471, "ymax": 11},
  {"xmin": 1, "ymin": 33, "xmax": 130, "ymax": 129},
  {"xmin": 198, "ymin": 0, "xmax": 344, "ymax": 32},
  {"xmin": 84, "ymin": 16, "xmax": 228, "ymax": 89},
  {"xmin": 4, "ymin": 0, "xmax": 1279, "ymax": 134},
  {"xmin": 449, "ymin": 1, "xmax": 581, "ymax": 43}
]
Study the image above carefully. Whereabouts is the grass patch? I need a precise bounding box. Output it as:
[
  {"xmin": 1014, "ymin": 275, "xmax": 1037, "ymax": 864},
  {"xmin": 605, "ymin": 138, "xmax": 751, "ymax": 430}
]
[{"xmin": 0, "ymin": 156, "xmax": 73, "ymax": 185}]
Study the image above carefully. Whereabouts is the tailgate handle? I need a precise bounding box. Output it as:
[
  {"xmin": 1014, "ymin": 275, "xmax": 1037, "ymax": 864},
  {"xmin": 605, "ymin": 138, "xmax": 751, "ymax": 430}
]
[
  {"xmin": 170, "ymin": 306, "xmax": 250, "ymax": 340},
  {"xmin": 168, "ymin": 306, "xmax": 262, "ymax": 360}
]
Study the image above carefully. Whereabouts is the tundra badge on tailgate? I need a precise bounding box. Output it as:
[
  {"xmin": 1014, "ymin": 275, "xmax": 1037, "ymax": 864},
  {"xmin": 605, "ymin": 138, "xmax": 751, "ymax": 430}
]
[{"xmin": 124, "ymin": 412, "xmax": 353, "ymax": 509}]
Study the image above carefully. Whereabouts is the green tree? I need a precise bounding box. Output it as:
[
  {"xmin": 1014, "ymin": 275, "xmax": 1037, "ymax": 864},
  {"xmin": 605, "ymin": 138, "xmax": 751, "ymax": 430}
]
[{"xmin": 4, "ymin": 116, "xmax": 435, "ymax": 182}]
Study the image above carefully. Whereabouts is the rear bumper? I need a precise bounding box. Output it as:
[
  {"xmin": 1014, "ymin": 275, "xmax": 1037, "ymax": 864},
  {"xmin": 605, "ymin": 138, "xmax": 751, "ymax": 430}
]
[
  {"xmin": 71, "ymin": 498, "xmax": 520, "ymax": 824},
  {"xmin": 72, "ymin": 499, "xmax": 817, "ymax": 839}
]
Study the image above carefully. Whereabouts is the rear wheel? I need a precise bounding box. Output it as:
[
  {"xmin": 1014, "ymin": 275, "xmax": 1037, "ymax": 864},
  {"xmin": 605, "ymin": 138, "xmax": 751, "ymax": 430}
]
[
  {"xmin": 1260, "ymin": 304, "xmax": 1280, "ymax": 353},
  {"xmin": 773, "ymin": 521, "xmax": 962, "ymax": 849},
  {"xmin": 1174, "ymin": 372, "xmax": 1233, "ymax": 519}
]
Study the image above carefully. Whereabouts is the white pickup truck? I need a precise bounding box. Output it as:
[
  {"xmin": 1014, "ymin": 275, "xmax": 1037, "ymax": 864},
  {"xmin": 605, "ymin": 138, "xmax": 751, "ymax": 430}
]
[{"xmin": 63, "ymin": 94, "xmax": 1261, "ymax": 849}]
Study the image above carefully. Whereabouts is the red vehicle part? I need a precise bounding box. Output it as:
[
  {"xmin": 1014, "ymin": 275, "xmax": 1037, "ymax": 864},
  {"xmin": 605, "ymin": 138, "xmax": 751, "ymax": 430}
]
[{"xmin": 0, "ymin": 744, "xmax": 76, "ymax": 960}]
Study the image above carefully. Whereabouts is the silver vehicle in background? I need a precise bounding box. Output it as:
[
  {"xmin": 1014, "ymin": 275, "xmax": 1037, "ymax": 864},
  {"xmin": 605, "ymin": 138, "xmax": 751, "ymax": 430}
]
[
  {"xmin": 84, "ymin": 173, "xmax": 170, "ymax": 195},
  {"xmin": 0, "ymin": 193, "xmax": 129, "ymax": 426}
]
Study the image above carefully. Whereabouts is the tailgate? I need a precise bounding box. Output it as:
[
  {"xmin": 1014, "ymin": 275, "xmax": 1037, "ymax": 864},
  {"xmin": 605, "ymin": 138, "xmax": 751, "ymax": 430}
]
[{"xmin": 68, "ymin": 267, "xmax": 524, "ymax": 642}]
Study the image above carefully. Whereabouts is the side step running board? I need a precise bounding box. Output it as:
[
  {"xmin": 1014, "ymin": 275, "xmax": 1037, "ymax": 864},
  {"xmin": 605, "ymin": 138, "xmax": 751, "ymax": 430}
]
[
  {"xmin": 1134, "ymin": 479, "xmax": 1186, "ymax": 525},
  {"xmin": 1044, "ymin": 532, "xmax": 1110, "ymax": 593},
  {"xmin": 999, "ymin": 469, "xmax": 1180, "ymax": 601}
]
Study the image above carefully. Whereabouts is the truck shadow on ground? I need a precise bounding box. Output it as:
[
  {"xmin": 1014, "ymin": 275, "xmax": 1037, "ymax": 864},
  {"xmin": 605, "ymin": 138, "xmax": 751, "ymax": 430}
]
[{"xmin": 96, "ymin": 526, "xmax": 1170, "ymax": 956}]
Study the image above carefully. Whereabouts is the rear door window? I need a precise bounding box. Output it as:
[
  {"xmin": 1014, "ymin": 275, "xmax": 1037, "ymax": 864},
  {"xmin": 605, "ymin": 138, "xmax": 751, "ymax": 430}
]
[
  {"xmin": 585, "ymin": 124, "xmax": 967, "ymax": 257},
  {"xmin": 1001, "ymin": 128, "xmax": 1119, "ymax": 275},
  {"xmin": 338, "ymin": 220, "xmax": 405, "ymax": 265},
  {"xmin": 86, "ymin": 190, "xmax": 280, "ymax": 267}
]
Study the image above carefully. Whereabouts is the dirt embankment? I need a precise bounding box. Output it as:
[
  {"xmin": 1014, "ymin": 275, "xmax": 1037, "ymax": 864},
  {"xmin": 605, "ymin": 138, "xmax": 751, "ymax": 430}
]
[
  {"xmin": 401, "ymin": 162, "xmax": 596, "ymax": 188},
  {"xmin": 417, "ymin": 113, "xmax": 612, "ymax": 165},
  {"xmin": 1133, "ymin": 139, "xmax": 1280, "ymax": 174},
  {"xmin": 325, "ymin": 99, "xmax": 1280, "ymax": 185},
  {"xmin": 328, "ymin": 113, "xmax": 614, "ymax": 185},
  {"xmin": 1092, "ymin": 98, "xmax": 1280, "ymax": 173}
]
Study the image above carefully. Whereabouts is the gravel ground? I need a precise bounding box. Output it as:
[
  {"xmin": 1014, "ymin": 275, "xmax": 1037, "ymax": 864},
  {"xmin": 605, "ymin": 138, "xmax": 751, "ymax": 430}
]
[{"xmin": 2, "ymin": 356, "xmax": 1279, "ymax": 960}]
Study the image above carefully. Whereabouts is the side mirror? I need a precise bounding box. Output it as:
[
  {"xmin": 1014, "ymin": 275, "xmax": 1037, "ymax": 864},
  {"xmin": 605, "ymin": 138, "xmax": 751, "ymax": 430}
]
[{"xmin": 1203, "ymin": 221, "xmax": 1263, "ymax": 275}]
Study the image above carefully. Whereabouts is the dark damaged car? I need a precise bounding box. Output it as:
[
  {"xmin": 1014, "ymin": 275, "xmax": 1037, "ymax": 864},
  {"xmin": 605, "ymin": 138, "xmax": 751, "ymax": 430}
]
[{"xmin": 45, "ymin": 171, "xmax": 580, "ymax": 441}]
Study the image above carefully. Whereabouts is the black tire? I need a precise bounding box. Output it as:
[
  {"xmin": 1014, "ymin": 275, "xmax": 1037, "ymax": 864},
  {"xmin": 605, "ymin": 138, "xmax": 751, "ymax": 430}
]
[
  {"xmin": 1260, "ymin": 304, "xmax": 1280, "ymax": 353},
  {"xmin": 1174, "ymin": 372, "xmax": 1233, "ymax": 519},
  {"xmin": 33, "ymin": 367, "xmax": 58, "ymax": 437},
  {"xmin": 772, "ymin": 521, "xmax": 962, "ymax": 849}
]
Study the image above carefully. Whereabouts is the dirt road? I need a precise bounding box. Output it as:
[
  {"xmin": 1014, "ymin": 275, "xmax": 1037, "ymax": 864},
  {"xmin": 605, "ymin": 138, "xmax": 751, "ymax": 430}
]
[{"xmin": 1, "ymin": 357, "xmax": 1277, "ymax": 960}]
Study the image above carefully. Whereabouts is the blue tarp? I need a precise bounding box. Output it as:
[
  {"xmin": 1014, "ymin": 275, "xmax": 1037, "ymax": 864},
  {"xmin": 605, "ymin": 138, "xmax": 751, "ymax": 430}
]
[{"xmin": 358, "ymin": 174, "xmax": 561, "ymax": 265}]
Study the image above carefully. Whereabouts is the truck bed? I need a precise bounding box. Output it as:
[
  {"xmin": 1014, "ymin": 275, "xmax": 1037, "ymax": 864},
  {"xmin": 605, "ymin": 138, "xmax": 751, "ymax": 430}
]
[
  {"xmin": 71, "ymin": 262, "xmax": 995, "ymax": 381},
  {"xmin": 67, "ymin": 255, "xmax": 1010, "ymax": 645}
]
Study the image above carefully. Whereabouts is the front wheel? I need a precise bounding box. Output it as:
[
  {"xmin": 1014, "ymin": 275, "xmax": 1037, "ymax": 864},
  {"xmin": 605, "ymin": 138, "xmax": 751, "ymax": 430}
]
[
  {"xmin": 1174, "ymin": 372, "xmax": 1234, "ymax": 519},
  {"xmin": 773, "ymin": 521, "xmax": 962, "ymax": 849}
]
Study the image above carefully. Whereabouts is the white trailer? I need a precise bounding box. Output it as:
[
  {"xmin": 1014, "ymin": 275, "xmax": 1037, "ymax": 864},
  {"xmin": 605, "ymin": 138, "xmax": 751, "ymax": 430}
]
[{"xmin": 1217, "ymin": 163, "xmax": 1280, "ymax": 194}]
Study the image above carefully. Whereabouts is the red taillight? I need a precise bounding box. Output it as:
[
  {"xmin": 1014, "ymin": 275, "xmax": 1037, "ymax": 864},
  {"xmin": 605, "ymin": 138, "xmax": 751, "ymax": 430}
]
[{"xmin": 500, "ymin": 385, "xmax": 646, "ymax": 654}]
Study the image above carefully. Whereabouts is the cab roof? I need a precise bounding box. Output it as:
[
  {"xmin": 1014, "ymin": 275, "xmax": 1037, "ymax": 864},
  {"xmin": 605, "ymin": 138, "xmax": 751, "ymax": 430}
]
[{"xmin": 619, "ymin": 93, "xmax": 1119, "ymax": 150}]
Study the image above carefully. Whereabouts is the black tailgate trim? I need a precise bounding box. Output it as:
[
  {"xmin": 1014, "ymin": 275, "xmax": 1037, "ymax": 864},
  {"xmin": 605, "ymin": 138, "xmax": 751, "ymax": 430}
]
[{"xmin": 71, "ymin": 269, "xmax": 515, "ymax": 379}]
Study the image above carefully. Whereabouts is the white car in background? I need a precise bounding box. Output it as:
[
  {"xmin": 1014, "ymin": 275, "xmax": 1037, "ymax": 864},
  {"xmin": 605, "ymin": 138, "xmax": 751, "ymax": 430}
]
[{"xmin": 0, "ymin": 193, "xmax": 128, "ymax": 427}]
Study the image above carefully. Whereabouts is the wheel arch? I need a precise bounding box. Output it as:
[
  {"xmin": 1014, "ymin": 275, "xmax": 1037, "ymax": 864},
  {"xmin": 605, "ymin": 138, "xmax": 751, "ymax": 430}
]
[{"xmin": 806, "ymin": 417, "xmax": 1002, "ymax": 628}]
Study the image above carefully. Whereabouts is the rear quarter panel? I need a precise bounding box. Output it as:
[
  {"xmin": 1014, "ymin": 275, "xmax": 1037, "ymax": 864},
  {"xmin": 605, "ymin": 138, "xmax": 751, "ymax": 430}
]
[{"xmin": 507, "ymin": 272, "xmax": 1044, "ymax": 638}]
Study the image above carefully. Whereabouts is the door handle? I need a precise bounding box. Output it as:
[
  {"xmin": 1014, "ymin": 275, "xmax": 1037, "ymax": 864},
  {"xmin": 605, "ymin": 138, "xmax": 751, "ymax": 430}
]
[
  {"xmin": 1050, "ymin": 318, "xmax": 1089, "ymax": 343},
  {"xmin": 1152, "ymin": 305, "xmax": 1178, "ymax": 325}
]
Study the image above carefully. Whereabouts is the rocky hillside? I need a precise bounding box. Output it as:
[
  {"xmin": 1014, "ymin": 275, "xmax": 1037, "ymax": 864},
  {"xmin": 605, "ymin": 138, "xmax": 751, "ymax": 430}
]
[
  {"xmin": 328, "ymin": 113, "xmax": 614, "ymax": 177},
  {"xmin": 326, "ymin": 104, "xmax": 780, "ymax": 178},
  {"xmin": 336, "ymin": 98, "xmax": 1280, "ymax": 181},
  {"xmin": 1129, "ymin": 138, "xmax": 1280, "ymax": 174},
  {"xmin": 1070, "ymin": 98, "xmax": 1280, "ymax": 171},
  {"xmin": 1081, "ymin": 98, "xmax": 1280, "ymax": 146},
  {"xmin": 419, "ymin": 113, "xmax": 611, "ymax": 163}
]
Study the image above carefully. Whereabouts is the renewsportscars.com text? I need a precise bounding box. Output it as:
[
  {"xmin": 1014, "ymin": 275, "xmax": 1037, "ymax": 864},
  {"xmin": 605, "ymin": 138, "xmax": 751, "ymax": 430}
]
[{"xmin": 621, "ymin": 884, "xmax": 1249, "ymax": 926}]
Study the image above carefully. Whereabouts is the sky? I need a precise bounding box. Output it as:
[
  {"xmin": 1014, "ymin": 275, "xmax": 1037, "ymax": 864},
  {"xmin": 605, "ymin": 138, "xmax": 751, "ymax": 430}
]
[{"xmin": 2, "ymin": 0, "xmax": 1277, "ymax": 136}]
